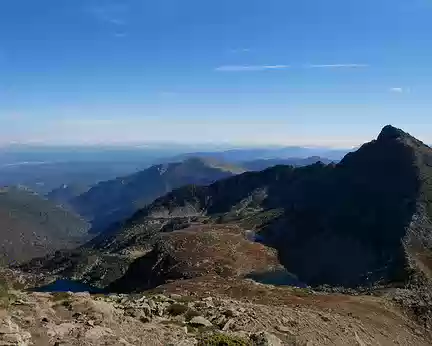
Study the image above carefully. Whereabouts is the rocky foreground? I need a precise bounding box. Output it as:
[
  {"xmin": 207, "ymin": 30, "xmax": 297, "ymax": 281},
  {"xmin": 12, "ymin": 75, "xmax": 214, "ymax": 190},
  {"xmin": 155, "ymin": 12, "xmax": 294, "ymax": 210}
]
[{"xmin": 0, "ymin": 278, "xmax": 430, "ymax": 346}]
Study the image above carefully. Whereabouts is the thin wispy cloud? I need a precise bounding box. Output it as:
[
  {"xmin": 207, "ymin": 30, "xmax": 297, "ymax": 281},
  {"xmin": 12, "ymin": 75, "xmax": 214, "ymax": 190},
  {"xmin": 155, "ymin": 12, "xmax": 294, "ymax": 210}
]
[
  {"xmin": 306, "ymin": 64, "xmax": 369, "ymax": 68},
  {"xmin": 215, "ymin": 65, "xmax": 290, "ymax": 72},
  {"xmin": 389, "ymin": 87, "xmax": 409, "ymax": 93},
  {"xmin": 87, "ymin": 4, "xmax": 129, "ymax": 26},
  {"xmin": 114, "ymin": 32, "xmax": 127, "ymax": 38},
  {"xmin": 390, "ymin": 87, "xmax": 403, "ymax": 93},
  {"xmin": 229, "ymin": 48, "xmax": 252, "ymax": 53},
  {"xmin": 215, "ymin": 63, "xmax": 369, "ymax": 72}
]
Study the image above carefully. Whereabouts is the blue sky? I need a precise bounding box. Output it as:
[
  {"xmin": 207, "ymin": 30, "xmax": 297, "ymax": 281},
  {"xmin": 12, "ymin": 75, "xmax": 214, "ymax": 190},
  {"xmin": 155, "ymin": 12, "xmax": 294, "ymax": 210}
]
[{"xmin": 0, "ymin": 0, "xmax": 432, "ymax": 147}]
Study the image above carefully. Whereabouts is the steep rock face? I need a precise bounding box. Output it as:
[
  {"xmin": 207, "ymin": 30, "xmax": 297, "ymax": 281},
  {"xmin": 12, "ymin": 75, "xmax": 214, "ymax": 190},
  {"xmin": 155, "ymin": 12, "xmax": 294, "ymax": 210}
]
[{"xmin": 275, "ymin": 125, "xmax": 423, "ymax": 286}]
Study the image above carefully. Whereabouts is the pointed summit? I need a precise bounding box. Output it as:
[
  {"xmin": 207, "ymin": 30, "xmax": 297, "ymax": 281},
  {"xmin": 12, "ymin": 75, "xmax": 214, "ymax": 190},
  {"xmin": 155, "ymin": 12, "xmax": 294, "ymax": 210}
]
[
  {"xmin": 377, "ymin": 125, "xmax": 409, "ymax": 141},
  {"xmin": 376, "ymin": 125, "xmax": 430, "ymax": 151}
]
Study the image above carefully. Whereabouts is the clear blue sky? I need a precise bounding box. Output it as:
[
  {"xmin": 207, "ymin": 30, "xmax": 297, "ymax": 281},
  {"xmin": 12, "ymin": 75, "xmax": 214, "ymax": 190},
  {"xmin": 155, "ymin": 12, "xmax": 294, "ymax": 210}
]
[{"xmin": 0, "ymin": 0, "xmax": 431, "ymax": 147}]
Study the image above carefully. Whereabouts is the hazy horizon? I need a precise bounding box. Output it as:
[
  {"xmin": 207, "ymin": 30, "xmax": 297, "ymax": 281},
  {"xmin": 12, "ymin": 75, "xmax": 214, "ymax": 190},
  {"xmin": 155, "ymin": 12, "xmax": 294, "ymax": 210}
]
[
  {"xmin": 1, "ymin": 1, "xmax": 431, "ymax": 146},
  {"xmin": 0, "ymin": 124, "xmax": 430, "ymax": 149},
  {"xmin": 0, "ymin": 140, "xmax": 355, "ymax": 151}
]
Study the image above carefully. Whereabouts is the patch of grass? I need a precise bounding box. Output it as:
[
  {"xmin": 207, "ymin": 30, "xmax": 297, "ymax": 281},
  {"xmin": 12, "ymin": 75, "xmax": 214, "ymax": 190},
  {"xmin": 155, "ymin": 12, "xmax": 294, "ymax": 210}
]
[
  {"xmin": 198, "ymin": 333, "xmax": 249, "ymax": 346},
  {"xmin": 61, "ymin": 299, "xmax": 73, "ymax": 310},
  {"xmin": 167, "ymin": 303, "xmax": 189, "ymax": 316},
  {"xmin": 51, "ymin": 292, "xmax": 71, "ymax": 302},
  {"xmin": 196, "ymin": 325, "xmax": 218, "ymax": 334},
  {"xmin": 176, "ymin": 295, "xmax": 197, "ymax": 303},
  {"xmin": 0, "ymin": 279, "xmax": 18, "ymax": 308},
  {"xmin": 186, "ymin": 324, "xmax": 197, "ymax": 333},
  {"xmin": 51, "ymin": 292, "xmax": 73, "ymax": 310},
  {"xmin": 10, "ymin": 281, "xmax": 27, "ymax": 291},
  {"xmin": 160, "ymin": 319, "xmax": 185, "ymax": 327},
  {"xmin": 0, "ymin": 279, "xmax": 9, "ymax": 293},
  {"xmin": 150, "ymin": 294, "xmax": 170, "ymax": 302},
  {"xmin": 184, "ymin": 308, "xmax": 202, "ymax": 321},
  {"xmin": 290, "ymin": 287, "xmax": 313, "ymax": 297},
  {"xmin": 0, "ymin": 283, "xmax": 11, "ymax": 308}
]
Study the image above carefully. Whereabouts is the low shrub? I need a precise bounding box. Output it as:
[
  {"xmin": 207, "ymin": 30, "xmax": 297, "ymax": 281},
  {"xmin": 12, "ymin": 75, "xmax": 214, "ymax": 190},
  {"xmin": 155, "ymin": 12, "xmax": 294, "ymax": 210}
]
[
  {"xmin": 198, "ymin": 333, "xmax": 248, "ymax": 346},
  {"xmin": 184, "ymin": 308, "xmax": 201, "ymax": 321},
  {"xmin": 51, "ymin": 292, "xmax": 71, "ymax": 302},
  {"xmin": 167, "ymin": 303, "xmax": 189, "ymax": 316}
]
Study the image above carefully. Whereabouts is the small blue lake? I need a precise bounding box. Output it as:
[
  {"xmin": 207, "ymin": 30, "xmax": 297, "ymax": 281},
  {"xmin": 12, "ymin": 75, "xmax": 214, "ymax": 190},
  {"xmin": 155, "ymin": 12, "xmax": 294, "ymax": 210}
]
[
  {"xmin": 31, "ymin": 273, "xmax": 305, "ymax": 294},
  {"xmin": 246, "ymin": 269, "xmax": 307, "ymax": 288},
  {"xmin": 31, "ymin": 279, "xmax": 104, "ymax": 294}
]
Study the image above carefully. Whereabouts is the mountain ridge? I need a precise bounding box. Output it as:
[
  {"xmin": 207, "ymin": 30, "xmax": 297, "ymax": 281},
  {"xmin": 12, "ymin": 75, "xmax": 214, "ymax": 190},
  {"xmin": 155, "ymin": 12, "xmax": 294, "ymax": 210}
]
[{"xmin": 67, "ymin": 157, "xmax": 244, "ymax": 233}]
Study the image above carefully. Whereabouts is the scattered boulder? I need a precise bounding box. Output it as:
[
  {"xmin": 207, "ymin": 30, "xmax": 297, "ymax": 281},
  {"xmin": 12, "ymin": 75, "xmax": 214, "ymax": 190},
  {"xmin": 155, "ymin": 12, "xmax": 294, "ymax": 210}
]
[
  {"xmin": 84, "ymin": 326, "xmax": 115, "ymax": 341},
  {"xmin": 169, "ymin": 293, "xmax": 183, "ymax": 300},
  {"xmin": 189, "ymin": 316, "xmax": 213, "ymax": 328},
  {"xmin": 223, "ymin": 308, "xmax": 239, "ymax": 318},
  {"xmin": 222, "ymin": 318, "xmax": 235, "ymax": 331},
  {"xmin": 0, "ymin": 284, "xmax": 429, "ymax": 346},
  {"xmin": 47, "ymin": 322, "xmax": 77, "ymax": 338},
  {"xmin": 0, "ymin": 316, "xmax": 32, "ymax": 346},
  {"xmin": 275, "ymin": 325, "xmax": 294, "ymax": 334}
]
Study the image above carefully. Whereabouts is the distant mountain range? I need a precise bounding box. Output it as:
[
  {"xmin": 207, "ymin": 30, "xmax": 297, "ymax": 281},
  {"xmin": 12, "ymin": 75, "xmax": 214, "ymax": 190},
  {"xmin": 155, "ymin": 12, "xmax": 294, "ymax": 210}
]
[
  {"xmin": 0, "ymin": 145, "xmax": 198, "ymax": 194},
  {"xmin": 60, "ymin": 158, "xmax": 245, "ymax": 233},
  {"xmin": 0, "ymin": 186, "xmax": 90, "ymax": 265},
  {"xmin": 171, "ymin": 146, "xmax": 349, "ymax": 163},
  {"xmin": 46, "ymin": 156, "xmax": 333, "ymax": 234},
  {"xmin": 0, "ymin": 144, "xmax": 342, "ymax": 195},
  {"xmin": 0, "ymin": 161, "xmax": 152, "ymax": 195},
  {"xmin": 24, "ymin": 126, "xmax": 432, "ymax": 294}
]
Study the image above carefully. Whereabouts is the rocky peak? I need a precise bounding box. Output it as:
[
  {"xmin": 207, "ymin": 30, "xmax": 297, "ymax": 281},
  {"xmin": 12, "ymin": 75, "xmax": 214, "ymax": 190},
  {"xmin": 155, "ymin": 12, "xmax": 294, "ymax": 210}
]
[
  {"xmin": 376, "ymin": 125, "xmax": 430, "ymax": 153},
  {"xmin": 377, "ymin": 125, "xmax": 409, "ymax": 142}
]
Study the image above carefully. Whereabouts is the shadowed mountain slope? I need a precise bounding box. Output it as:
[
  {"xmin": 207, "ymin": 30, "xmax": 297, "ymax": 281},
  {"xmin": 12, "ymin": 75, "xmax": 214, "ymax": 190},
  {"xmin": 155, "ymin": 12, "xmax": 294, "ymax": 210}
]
[
  {"xmin": 0, "ymin": 187, "xmax": 90, "ymax": 264},
  {"xmin": 242, "ymin": 156, "xmax": 334, "ymax": 171}
]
